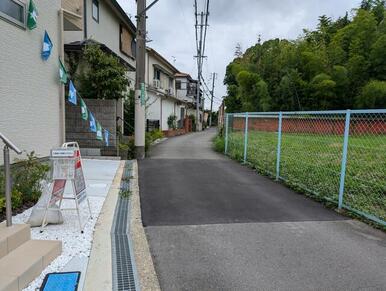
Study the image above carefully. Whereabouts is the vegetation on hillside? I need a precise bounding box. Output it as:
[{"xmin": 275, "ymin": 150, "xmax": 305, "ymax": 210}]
[{"xmin": 224, "ymin": 0, "xmax": 386, "ymax": 112}]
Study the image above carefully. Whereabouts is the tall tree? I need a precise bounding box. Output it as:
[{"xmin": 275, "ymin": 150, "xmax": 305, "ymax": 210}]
[{"xmin": 224, "ymin": 3, "xmax": 386, "ymax": 112}]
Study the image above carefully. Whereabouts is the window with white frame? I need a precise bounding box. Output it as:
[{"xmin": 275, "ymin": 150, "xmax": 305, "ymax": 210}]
[
  {"xmin": 92, "ymin": 0, "xmax": 99, "ymax": 22},
  {"xmin": 0, "ymin": 0, "xmax": 26, "ymax": 28},
  {"xmin": 154, "ymin": 69, "xmax": 161, "ymax": 80}
]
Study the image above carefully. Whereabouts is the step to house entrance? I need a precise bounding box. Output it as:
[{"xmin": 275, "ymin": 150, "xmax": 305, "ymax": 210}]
[
  {"xmin": 0, "ymin": 222, "xmax": 62, "ymax": 291},
  {"xmin": 80, "ymin": 148, "xmax": 101, "ymax": 157}
]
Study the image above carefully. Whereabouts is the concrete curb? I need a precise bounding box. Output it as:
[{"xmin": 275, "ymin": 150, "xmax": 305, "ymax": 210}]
[
  {"xmin": 130, "ymin": 160, "xmax": 161, "ymax": 291},
  {"xmin": 83, "ymin": 161, "xmax": 125, "ymax": 291}
]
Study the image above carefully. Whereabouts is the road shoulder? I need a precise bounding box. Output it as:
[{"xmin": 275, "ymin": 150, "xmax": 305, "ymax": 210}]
[{"xmin": 130, "ymin": 160, "xmax": 161, "ymax": 291}]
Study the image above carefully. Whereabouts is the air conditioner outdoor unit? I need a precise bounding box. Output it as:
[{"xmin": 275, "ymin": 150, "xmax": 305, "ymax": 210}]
[{"xmin": 153, "ymin": 79, "xmax": 161, "ymax": 88}]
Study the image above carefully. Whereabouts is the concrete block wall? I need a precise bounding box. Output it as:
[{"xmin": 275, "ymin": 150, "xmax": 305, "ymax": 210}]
[
  {"xmin": 65, "ymin": 99, "xmax": 118, "ymax": 156},
  {"xmin": 232, "ymin": 116, "xmax": 386, "ymax": 135}
]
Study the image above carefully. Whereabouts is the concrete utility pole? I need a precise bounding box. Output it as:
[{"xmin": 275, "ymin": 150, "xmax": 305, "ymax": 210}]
[
  {"xmin": 195, "ymin": 12, "xmax": 204, "ymax": 131},
  {"xmin": 134, "ymin": 0, "xmax": 146, "ymax": 159},
  {"xmin": 209, "ymin": 72, "xmax": 217, "ymax": 127},
  {"xmin": 194, "ymin": 0, "xmax": 209, "ymax": 131}
]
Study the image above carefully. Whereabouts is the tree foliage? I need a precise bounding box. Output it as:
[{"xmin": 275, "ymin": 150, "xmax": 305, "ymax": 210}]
[
  {"xmin": 224, "ymin": 3, "xmax": 386, "ymax": 112},
  {"xmin": 78, "ymin": 43, "xmax": 129, "ymax": 100}
]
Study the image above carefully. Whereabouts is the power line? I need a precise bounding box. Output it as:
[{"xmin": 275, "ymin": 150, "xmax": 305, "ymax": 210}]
[{"xmin": 201, "ymin": 75, "xmax": 221, "ymax": 102}]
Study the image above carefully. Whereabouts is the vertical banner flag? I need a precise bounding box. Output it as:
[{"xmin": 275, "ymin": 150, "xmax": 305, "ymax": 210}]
[
  {"xmin": 80, "ymin": 99, "xmax": 88, "ymax": 120},
  {"xmin": 89, "ymin": 112, "xmax": 97, "ymax": 132},
  {"xmin": 104, "ymin": 129, "xmax": 109, "ymax": 146},
  {"xmin": 96, "ymin": 122, "xmax": 103, "ymax": 140},
  {"xmin": 27, "ymin": 0, "xmax": 38, "ymax": 30},
  {"xmin": 41, "ymin": 31, "xmax": 53, "ymax": 60},
  {"xmin": 68, "ymin": 80, "xmax": 77, "ymax": 105},
  {"xmin": 140, "ymin": 83, "xmax": 146, "ymax": 106},
  {"xmin": 59, "ymin": 59, "xmax": 68, "ymax": 84}
]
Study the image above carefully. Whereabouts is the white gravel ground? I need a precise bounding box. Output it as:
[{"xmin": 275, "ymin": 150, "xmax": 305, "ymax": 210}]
[{"xmin": 12, "ymin": 196, "xmax": 105, "ymax": 291}]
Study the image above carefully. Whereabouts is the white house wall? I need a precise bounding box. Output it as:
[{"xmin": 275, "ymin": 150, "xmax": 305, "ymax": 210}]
[
  {"xmin": 87, "ymin": 0, "xmax": 134, "ymax": 67},
  {"xmin": 64, "ymin": 0, "xmax": 135, "ymax": 69},
  {"xmin": 162, "ymin": 98, "xmax": 176, "ymax": 130},
  {"xmin": 146, "ymin": 92, "xmax": 161, "ymax": 121},
  {"xmin": 146, "ymin": 52, "xmax": 174, "ymax": 92},
  {"xmin": 0, "ymin": 0, "xmax": 62, "ymax": 164}
]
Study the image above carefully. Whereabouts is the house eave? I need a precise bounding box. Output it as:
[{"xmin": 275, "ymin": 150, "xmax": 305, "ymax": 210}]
[{"xmin": 64, "ymin": 40, "xmax": 136, "ymax": 71}]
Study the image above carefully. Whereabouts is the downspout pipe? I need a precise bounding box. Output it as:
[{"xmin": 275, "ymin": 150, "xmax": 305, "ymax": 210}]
[{"xmin": 84, "ymin": 0, "xmax": 87, "ymax": 39}]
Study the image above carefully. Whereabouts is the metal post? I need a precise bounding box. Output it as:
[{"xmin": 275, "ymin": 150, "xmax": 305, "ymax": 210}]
[
  {"xmin": 338, "ymin": 109, "xmax": 351, "ymax": 209},
  {"xmin": 243, "ymin": 113, "xmax": 249, "ymax": 163},
  {"xmin": 4, "ymin": 146, "xmax": 12, "ymax": 227},
  {"xmin": 276, "ymin": 112, "xmax": 283, "ymax": 181},
  {"xmin": 224, "ymin": 113, "xmax": 229, "ymax": 154}
]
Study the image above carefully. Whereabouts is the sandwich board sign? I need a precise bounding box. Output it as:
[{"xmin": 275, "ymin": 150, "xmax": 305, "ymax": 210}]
[{"xmin": 40, "ymin": 142, "xmax": 92, "ymax": 232}]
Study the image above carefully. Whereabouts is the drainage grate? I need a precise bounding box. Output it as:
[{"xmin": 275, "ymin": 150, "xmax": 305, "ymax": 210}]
[{"xmin": 111, "ymin": 161, "xmax": 140, "ymax": 291}]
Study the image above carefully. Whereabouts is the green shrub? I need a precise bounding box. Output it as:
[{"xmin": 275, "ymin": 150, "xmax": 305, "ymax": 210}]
[
  {"xmin": 76, "ymin": 43, "xmax": 129, "ymax": 100},
  {"xmin": 119, "ymin": 143, "xmax": 129, "ymax": 160},
  {"xmin": 0, "ymin": 197, "xmax": 5, "ymax": 213},
  {"xmin": 145, "ymin": 130, "xmax": 164, "ymax": 152},
  {"xmin": 127, "ymin": 138, "xmax": 136, "ymax": 159},
  {"xmin": 355, "ymin": 80, "xmax": 386, "ymax": 108},
  {"xmin": 0, "ymin": 152, "xmax": 50, "ymax": 215},
  {"xmin": 213, "ymin": 135, "xmax": 225, "ymax": 153},
  {"xmin": 151, "ymin": 129, "xmax": 164, "ymax": 141},
  {"xmin": 12, "ymin": 152, "xmax": 50, "ymax": 203},
  {"xmin": 119, "ymin": 138, "xmax": 136, "ymax": 160},
  {"xmin": 167, "ymin": 115, "xmax": 177, "ymax": 130},
  {"xmin": 11, "ymin": 189, "xmax": 23, "ymax": 210}
]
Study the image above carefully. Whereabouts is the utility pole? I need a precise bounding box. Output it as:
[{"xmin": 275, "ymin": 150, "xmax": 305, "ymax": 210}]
[
  {"xmin": 194, "ymin": 0, "xmax": 209, "ymax": 131},
  {"xmin": 134, "ymin": 0, "xmax": 146, "ymax": 159},
  {"xmin": 195, "ymin": 11, "xmax": 204, "ymax": 131},
  {"xmin": 209, "ymin": 72, "xmax": 217, "ymax": 127}
]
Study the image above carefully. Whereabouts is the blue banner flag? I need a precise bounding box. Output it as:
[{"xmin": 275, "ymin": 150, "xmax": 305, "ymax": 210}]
[
  {"xmin": 68, "ymin": 80, "xmax": 77, "ymax": 105},
  {"xmin": 41, "ymin": 31, "xmax": 53, "ymax": 60},
  {"xmin": 104, "ymin": 129, "xmax": 109, "ymax": 146},
  {"xmin": 89, "ymin": 112, "xmax": 96, "ymax": 132}
]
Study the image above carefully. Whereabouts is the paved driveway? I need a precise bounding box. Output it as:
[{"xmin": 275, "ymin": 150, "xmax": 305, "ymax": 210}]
[{"xmin": 139, "ymin": 129, "xmax": 386, "ymax": 291}]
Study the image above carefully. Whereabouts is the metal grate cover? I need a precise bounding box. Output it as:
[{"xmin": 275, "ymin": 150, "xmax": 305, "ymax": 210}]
[{"xmin": 111, "ymin": 161, "xmax": 140, "ymax": 291}]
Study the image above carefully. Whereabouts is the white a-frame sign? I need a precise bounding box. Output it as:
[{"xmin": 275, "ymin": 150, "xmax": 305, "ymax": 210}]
[{"xmin": 41, "ymin": 142, "xmax": 92, "ymax": 233}]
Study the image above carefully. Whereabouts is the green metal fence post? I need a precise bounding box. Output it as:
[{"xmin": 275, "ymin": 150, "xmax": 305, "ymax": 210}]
[
  {"xmin": 338, "ymin": 109, "xmax": 351, "ymax": 209},
  {"xmin": 243, "ymin": 112, "xmax": 249, "ymax": 163},
  {"xmin": 224, "ymin": 113, "xmax": 229, "ymax": 154},
  {"xmin": 275, "ymin": 112, "xmax": 283, "ymax": 181}
]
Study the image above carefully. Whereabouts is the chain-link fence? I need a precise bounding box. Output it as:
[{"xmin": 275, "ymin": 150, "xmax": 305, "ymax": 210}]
[{"xmin": 224, "ymin": 110, "xmax": 386, "ymax": 226}]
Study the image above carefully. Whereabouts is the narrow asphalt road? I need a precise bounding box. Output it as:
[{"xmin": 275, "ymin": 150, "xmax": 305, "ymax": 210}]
[{"xmin": 138, "ymin": 129, "xmax": 386, "ymax": 291}]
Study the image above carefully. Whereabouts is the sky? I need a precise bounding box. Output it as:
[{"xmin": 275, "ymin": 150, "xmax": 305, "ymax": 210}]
[{"xmin": 117, "ymin": 0, "xmax": 360, "ymax": 110}]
